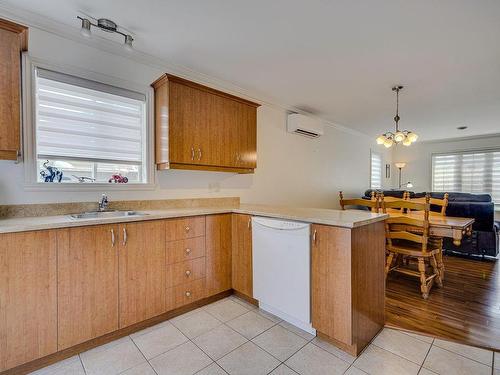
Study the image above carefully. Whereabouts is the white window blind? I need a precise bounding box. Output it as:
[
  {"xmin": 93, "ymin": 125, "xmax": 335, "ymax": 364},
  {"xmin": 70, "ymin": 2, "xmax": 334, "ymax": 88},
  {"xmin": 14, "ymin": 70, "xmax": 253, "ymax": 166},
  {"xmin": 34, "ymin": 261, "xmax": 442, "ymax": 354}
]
[
  {"xmin": 35, "ymin": 68, "xmax": 146, "ymax": 164},
  {"xmin": 370, "ymin": 151, "xmax": 382, "ymax": 189},
  {"xmin": 432, "ymin": 150, "xmax": 500, "ymax": 203}
]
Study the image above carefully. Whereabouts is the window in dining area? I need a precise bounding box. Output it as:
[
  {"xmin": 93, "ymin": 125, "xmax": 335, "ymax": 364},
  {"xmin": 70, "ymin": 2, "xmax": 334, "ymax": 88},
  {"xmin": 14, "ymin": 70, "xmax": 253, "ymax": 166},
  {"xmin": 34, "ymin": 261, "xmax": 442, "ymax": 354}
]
[
  {"xmin": 432, "ymin": 149, "xmax": 500, "ymax": 203},
  {"xmin": 370, "ymin": 151, "xmax": 382, "ymax": 189}
]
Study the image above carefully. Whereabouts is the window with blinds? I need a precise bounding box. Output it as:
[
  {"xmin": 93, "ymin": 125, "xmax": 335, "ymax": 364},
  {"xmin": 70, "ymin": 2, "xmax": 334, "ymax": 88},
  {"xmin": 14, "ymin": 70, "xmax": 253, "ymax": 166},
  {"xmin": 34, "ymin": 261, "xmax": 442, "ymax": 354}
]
[
  {"xmin": 370, "ymin": 151, "xmax": 382, "ymax": 189},
  {"xmin": 432, "ymin": 150, "xmax": 500, "ymax": 203},
  {"xmin": 34, "ymin": 68, "xmax": 147, "ymax": 183}
]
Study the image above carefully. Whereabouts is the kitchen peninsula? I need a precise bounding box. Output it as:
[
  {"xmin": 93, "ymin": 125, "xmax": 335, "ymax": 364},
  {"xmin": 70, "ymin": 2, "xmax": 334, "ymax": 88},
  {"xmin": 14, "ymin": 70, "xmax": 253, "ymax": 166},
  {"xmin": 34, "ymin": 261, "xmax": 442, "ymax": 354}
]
[{"xmin": 0, "ymin": 198, "xmax": 387, "ymax": 374}]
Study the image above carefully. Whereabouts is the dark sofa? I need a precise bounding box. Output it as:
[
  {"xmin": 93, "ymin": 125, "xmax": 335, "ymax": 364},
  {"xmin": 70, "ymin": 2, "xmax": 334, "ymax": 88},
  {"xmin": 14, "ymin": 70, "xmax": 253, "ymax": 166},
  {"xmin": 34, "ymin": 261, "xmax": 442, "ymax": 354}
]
[{"xmin": 364, "ymin": 190, "xmax": 499, "ymax": 258}]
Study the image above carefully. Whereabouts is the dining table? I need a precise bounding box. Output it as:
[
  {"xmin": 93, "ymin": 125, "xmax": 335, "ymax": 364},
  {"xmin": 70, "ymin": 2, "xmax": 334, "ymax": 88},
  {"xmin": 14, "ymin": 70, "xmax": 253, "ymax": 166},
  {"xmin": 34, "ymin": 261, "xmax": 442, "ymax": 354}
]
[{"xmin": 383, "ymin": 207, "xmax": 475, "ymax": 246}]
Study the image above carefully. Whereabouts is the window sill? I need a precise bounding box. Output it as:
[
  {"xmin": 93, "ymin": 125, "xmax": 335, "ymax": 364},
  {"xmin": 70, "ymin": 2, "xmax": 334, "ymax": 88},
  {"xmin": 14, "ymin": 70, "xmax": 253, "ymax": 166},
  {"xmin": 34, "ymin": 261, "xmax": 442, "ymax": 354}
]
[{"xmin": 23, "ymin": 182, "xmax": 156, "ymax": 192}]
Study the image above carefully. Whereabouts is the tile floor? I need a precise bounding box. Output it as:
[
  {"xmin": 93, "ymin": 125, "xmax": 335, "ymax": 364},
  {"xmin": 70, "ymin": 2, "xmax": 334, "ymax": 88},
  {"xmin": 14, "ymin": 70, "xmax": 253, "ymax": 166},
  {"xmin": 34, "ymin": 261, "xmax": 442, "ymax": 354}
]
[{"xmin": 30, "ymin": 296, "xmax": 499, "ymax": 375}]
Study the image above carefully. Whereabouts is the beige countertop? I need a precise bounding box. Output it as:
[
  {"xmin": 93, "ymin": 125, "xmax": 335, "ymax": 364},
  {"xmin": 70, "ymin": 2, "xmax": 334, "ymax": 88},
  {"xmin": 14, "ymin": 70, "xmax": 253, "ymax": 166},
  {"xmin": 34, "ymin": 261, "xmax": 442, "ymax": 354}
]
[{"xmin": 0, "ymin": 203, "xmax": 388, "ymax": 234}]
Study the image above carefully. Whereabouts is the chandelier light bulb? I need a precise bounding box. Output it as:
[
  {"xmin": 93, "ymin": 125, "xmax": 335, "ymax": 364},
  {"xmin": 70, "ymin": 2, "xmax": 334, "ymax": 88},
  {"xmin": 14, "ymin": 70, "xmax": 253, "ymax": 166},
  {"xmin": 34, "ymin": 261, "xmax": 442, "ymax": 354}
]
[
  {"xmin": 408, "ymin": 132, "xmax": 418, "ymax": 142},
  {"xmin": 80, "ymin": 18, "xmax": 92, "ymax": 37},
  {"xmin": 402, "ymin": 137, "xmax": 412, "ymax": 146},
  {"xmin": 394, "ymin": 131, "xmax": 405, "ymax": 142},
  {"xmin": 376, "ymin": 136, "xmax": 386, "ymax": 145},
  {"xmin": 384, "ymin": 139, "xmax": 394, "ymax": 148}
]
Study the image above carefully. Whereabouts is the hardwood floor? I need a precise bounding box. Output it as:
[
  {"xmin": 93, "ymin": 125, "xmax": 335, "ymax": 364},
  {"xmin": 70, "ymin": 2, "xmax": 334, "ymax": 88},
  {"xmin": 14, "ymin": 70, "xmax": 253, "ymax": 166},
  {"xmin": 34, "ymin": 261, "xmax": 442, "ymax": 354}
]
[{"xmin": 386, "ymin": 254, "xmax": 500, "ymax": 351}]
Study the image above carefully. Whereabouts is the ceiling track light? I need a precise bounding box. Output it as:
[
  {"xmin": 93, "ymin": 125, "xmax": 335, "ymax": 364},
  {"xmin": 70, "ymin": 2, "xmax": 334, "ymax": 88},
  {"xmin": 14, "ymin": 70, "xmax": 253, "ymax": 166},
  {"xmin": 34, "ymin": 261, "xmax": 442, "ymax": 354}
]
[
  {"xmin": 77, "ymin": 16, "xmax": 134, "ymax": 51},
  {"xmin": 376, "ymin": 86, "xmax": 418, "ymax": 148}
]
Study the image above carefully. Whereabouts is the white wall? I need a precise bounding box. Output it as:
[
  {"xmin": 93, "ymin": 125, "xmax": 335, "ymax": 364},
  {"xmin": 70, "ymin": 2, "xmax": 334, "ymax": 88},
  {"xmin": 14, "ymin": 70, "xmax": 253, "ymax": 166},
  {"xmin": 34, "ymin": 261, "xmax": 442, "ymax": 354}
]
[
  {"xmin": 391, "ymin": 135, "xmax": 500, "ymax": 192},
  {"xmin": 0, "ymin": 24, "xmax": 390, "ymax": 207}
]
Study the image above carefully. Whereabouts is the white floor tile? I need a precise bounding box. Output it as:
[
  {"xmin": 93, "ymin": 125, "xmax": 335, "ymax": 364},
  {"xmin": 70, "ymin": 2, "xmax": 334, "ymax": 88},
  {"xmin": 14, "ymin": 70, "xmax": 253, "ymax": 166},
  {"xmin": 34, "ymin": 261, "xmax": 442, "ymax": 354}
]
[
  {"xmin": 401, "ymin": 331, "xmax": 434, "ymax": 344},
  {"xmin": 195, "ymin": 362, "xmax": 228, "ymax": 374},
  {"xmin": 149, "ymin": 341, "xmax": 212, "ymax": 375},
  {"xmin": 120, "ymin": 362, "xmax": 157, "ymax": 375},
  {"xmin": 418, "ymin": 368, "xmax": 438, "ymax": 375},
  {"xmin": 132, "ymin": 321, "xmax": 188, "ymax": 359},
  {"xmin": 344, "ymin": 366, "xmax": 369, "ymax": 375},
  {"xmin": 495, "ymin": 352, "xmax": 500, "ymax": 369},
  {"xmin": 130, "ymin": 319, "xmax": 172, "ymax": 339},
  {"xmin": 373, "ymin": 328, "xmax": 431, "ymax": 365},
  {"xmin": 171, "ymin": 310, "xmax": 222, "ymax": 339},
  {"xmin": 285, "ymin": 342, "xmax": 350, "ymax": 375},
  {"xmin": 217, "ymin": 341, "xmax": 280, "ymax": 375},
  {"xmin": 29, "ymin": 356, "xmax": 85, "ymax": 375},
  {"xmin": 193, "ymin": 324, "xmax": 248, "ymax": 360},
  {"xmin": 353, "ymin": 344, "xmax": 420, "ymax": 375},
  {"xmin": 80, "ymin": 337, "xmax": 145, "ymax": 375},
  {"xmin": 433, "ymin": 338, "xmax": 493, "ymax": 366},
  {"xmin": 311, "ymin": 337, "xmax": 357, "ymax": 364},
  {"xmin": 278, "ymin": 321, "xmax": 315, "ymax": 341},
  {"xmin": 269, "ymin": 364, "xmax": 299, "ymax": 375},
  {"xmin": 204, "ymin": 299, "xmax": 250, "ymax": 322},
  {"xmin": 423, "ymin": 346, "xmax": 491, "ymax": 375},
  {"xmin": 229, "ymin": 296, "xmax": 258, "ymax": 310},
  {"xmin": 254, "ymin": 308, "xmax": 283, "ymax": 323},
  {"xmin": 226, "ymin": 311, "xmax": 276, "ymax": 339},
  {"xmin": 252, "ymin": 324, "xmax": 308, "ymax": 361}
]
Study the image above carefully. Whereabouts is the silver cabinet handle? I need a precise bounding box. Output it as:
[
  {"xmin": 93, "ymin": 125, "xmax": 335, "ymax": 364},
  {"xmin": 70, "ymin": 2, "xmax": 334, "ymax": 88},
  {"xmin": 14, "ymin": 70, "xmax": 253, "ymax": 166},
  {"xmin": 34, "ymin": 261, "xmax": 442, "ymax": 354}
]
[
  {"xmin": 122, "ymin": 227, "xmax": 127, "ymax": 246},
  {"xmin": 191, "ymin": 147, "xmax": 195, "ymax": 160},
  {"xmin": 185, "ymin": 248, "xmax": 191, "ymax": 254},
  {"xmin": 110, "ymin": 229, "xmax": 115, "ymax": 247},
  {"xmin": 185, "ymin": 270, "xmax": 191, "ymax": 276},
  {"xmin": 312, "ymin": 229, "xmax": 317, "ymax": 245},
  {"xmin": 198, "ymin": 148, "xmax": 202, "ymax": 160},
  {"xmin": 185, "ymin": 226, "xmax": 190, "ymax": 232},
  {"xmin": 248, "ymin": 218, "xmax": 251, "ymax": 229},
  {"xmin": 185, "ymin": 291, "xmax": 191, "ymax": 297}
]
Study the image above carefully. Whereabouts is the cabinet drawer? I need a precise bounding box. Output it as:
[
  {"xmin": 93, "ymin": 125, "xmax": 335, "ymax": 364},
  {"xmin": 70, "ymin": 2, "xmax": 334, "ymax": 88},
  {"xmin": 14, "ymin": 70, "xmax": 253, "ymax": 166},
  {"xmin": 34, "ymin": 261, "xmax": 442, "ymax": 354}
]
[
  {"xmin": 167, "ymin": 278, "xmax": 206, "ymax": 310},
  {"xmin": 166, "ymin": 237, "xmax": 205, "ymax": 264},
  {"xmin": 166, "ymin": 257, "xmax": 206, "ymax": 288},
  {"xmin": 165, "ymin": 216, "xmax": 206, "ymax": 240}
]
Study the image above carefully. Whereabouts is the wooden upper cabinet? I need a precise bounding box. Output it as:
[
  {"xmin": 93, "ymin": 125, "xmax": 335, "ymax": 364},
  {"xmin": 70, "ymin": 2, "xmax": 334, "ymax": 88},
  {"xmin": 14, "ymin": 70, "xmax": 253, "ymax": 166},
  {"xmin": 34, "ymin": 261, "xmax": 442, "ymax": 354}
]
[
  {"xmin": 0, "ymin": 18, "xmax": 27, "ymax": 161},
  {"xmin": 119, "ymin": 220, "xmax": 167, "ymax": 328},
  {"xmin": 57, "ymin": 225, "xmax": 119, "ymax": 349},
  {"xmin": 0, "ymin": 230, "xmax": 57, "ymax": 372},
  {"xmin": 231, "ymin": 214, "xmax": 253, "ymax": 298},
  {"xmin": 152, "ymin": 74, "xmax": 259, "ymax": 173}
]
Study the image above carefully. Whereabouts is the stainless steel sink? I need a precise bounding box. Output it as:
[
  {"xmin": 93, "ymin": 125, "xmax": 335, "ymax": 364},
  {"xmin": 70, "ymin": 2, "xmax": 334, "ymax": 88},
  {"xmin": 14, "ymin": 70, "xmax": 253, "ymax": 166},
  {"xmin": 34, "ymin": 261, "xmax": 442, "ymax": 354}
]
[{"xmin": 69, "ymin": 210, "xmax": 148, "ymax": 220}]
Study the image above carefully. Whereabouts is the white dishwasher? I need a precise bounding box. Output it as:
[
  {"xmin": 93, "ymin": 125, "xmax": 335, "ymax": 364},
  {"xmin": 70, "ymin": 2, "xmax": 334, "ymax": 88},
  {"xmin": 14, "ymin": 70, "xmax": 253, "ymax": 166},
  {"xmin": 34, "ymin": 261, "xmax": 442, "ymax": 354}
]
[{"xmin": 252, "ymin": 216, "xmax": 315, "ymax": 334}]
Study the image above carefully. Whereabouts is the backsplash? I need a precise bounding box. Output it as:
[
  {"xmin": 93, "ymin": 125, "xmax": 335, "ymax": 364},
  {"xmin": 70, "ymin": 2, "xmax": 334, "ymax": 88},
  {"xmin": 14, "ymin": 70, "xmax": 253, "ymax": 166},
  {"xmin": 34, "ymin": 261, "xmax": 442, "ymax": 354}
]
[{"xmin": 0, "ymin": 197, "xmax": 240, "ymax": 218}]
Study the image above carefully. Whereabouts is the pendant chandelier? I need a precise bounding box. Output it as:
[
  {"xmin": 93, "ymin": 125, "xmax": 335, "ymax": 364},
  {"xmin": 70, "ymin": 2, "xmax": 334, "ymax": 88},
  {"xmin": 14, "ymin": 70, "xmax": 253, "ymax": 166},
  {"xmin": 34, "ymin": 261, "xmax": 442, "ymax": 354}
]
[{"xmin": 376, "ymin": 86, "xmax": 418, "ymax": 148}]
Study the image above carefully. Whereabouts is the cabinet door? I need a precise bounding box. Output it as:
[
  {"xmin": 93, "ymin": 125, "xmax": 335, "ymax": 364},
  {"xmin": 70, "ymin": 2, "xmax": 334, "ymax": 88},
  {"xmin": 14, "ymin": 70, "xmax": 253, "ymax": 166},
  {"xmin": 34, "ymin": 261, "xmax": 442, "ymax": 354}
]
[
  {"xmin": 0, "ymin": 230, "xmax": 57, "ymax": 372},
  {"xmin": 119, "ymin": 220, "xmax": 166, "ymax": 327},
  {"xmin": 57, "ymin": 225, "xmax": 119, "ymax": 349},
  {"xmin": 311, "ymin": 224, "xmax": 352, "ymax": 345},
  {"xmin": 239, "ymin": 104, "xmax": 257, "ymax": 169},
  {"xmin": 206, "ymin": 214, "xmax": 232, "ymax": 295},
  {"xmin": 0, "ymin": 20, "xmax": 27, "ymax": 160},
  {"xmin": 169, "ymin": 81, "xmax": 200, "ymax": 164},
  {"xmin": 231, "ymin": 214, "xmax": 253, "ymax": 297}
]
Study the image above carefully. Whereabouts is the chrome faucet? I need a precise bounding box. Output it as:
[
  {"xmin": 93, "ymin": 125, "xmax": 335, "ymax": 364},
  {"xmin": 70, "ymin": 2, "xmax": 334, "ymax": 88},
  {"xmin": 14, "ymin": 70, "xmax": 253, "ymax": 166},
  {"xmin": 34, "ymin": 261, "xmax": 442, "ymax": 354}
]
[{"xmin": 98, "ymin": 194, "xmax": 109, "ymax": 212}]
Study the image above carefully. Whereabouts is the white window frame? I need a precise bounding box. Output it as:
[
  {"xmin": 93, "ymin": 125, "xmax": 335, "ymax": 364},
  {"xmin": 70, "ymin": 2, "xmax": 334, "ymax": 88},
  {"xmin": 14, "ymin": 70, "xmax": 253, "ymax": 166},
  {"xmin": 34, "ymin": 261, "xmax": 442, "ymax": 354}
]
[
  {"xmin": 431, "ymin": 147, "xmax": 500, "ymax": 205},
  {"xmin": 370, "ymin": 150, "xmax": 383, "ymax": 190},
  {"xmin": 22, "ymin": 53, "xmax": 155, "ymax": 191}
]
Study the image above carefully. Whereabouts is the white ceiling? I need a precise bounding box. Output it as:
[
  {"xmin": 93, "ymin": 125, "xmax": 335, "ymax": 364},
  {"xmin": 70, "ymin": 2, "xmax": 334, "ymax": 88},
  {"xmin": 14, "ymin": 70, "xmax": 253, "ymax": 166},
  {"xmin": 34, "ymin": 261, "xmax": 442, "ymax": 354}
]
[{"xmin": 4, "ymin": 0, "xmax": 500, "ymax": 141}]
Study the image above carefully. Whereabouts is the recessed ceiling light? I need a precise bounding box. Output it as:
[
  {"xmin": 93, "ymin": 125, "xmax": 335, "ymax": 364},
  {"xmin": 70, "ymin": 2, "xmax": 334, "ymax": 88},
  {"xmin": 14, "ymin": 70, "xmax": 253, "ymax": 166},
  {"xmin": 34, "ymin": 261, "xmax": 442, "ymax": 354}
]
[{"xmin": 457, "ymin": 126, "xmax": 468, "ymax": 130}]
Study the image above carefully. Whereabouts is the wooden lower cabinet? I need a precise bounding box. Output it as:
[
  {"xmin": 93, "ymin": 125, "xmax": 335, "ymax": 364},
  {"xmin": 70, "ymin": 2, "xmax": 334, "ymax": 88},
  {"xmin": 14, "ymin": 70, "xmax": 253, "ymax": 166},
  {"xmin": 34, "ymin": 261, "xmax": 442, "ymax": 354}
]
[
  {"xmin": 57, "ymin": 225, "xmax": 119, "ymax": 349},
  {"xmin": 231, "ymin": 214, "xmax": 253, "ymax": 298},
  {"xmin": 119, "ymin": 220, "xmax": 167, "ymax": 328},
  {"xmin": 311, "ymin": 222, "xmax": 385, "ymax": 355},
  {"xmin": 0, "ymin": 230, "xmax": 57, "ymax": 372},
  {"xmin": 206, "ymin": 214, "xmax": 232, "ymax": 295}
]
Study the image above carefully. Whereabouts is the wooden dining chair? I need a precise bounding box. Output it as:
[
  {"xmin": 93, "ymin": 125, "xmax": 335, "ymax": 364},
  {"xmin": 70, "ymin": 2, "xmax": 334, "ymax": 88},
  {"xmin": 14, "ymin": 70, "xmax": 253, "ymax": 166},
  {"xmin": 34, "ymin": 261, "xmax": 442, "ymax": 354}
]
[
  {"xmin": 408, "ymin": 193, "xmax": 449, "ymax": 280},
  {"xmin": 339, "ymin": 191, "xmax": 379, "ymax": 213},
  {"xmin": 383, "ymin": 197, "xmax": 443, "ymax": 299}
]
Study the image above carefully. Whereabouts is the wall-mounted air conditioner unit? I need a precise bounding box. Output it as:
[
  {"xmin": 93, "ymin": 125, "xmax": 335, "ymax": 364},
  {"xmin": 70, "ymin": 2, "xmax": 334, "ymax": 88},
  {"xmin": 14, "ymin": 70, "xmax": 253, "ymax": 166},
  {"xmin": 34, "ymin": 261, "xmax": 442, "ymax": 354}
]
[{"xmin": 287, "ymin": 113, "xmax": 324, "ymax": 138}]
